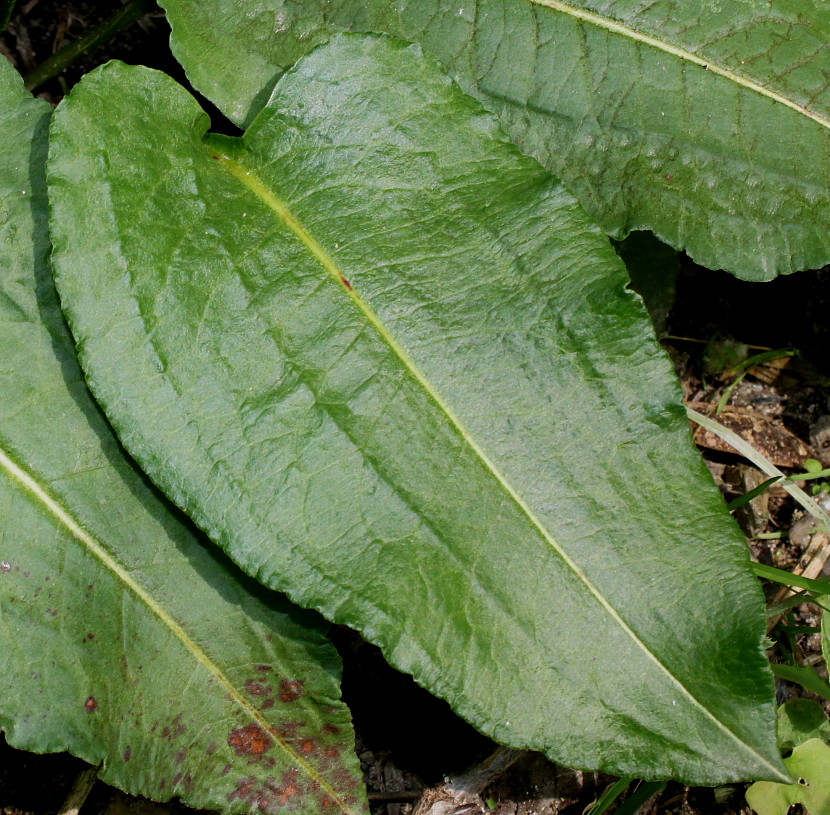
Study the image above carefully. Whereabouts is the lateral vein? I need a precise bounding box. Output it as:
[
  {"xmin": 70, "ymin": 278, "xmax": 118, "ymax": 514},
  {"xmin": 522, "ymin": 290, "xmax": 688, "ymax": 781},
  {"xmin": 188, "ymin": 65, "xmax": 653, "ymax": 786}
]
[
  {"xmin": 214, "ymin": 151, "xmax": 783, "ymax": 775},
  {"xmin": 0, "ymin": 444, "xmax": 356, "ymax": 814},
  {"xmin": 527, "ymin": 0, "xmax": 830, "ymax": 131}
]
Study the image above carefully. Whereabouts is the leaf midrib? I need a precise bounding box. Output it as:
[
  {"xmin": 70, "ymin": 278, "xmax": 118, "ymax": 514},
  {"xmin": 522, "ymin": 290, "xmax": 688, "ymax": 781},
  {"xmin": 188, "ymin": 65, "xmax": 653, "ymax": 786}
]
[
  {"xmin": 0, "ymin": 442, "xmax": 358, "ymax": 814},
  {"xmin": 526, "ymin": 0, "xmax": 830, "ymax": 131},
  {"xmin": 213, "ymin": 149, "xmax": 784, "ymax": 778}
]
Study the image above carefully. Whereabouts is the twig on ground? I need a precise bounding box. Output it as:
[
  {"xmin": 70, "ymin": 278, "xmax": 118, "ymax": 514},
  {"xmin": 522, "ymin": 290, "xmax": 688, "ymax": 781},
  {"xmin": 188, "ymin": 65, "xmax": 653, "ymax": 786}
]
[
  {"xmin": 22, "ymin": 0, "xmax": 154, "ymax": 91},
  {"xmin": 57, "ymin": 764, "xmax": 99, "ymax": 815}
]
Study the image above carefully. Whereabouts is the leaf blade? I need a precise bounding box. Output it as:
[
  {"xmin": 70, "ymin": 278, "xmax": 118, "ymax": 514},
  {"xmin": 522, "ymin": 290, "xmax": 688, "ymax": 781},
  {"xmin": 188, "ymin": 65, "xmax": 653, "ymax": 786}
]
[
  {"xmin": 0, "ymin": 57, "xmax": 365, "ymax": 815},
  {"xmin": 48, "ymin": 38, "xmax": 784, "ymax": 783},
  {"xmin": 160, "ymin": 0, "xmax": 830, "ymax": 279}
]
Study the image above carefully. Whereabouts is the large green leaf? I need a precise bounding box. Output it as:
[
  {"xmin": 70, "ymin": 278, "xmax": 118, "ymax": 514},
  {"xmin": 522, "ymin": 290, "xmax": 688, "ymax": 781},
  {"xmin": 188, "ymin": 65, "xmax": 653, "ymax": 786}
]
[
  {"xmin": 0, "ymin": 57, "xmax": 365, "ymax": 815},
  {"xmin": 159, "ymin": 0, "xmax": 830, "ymax": 280},
  {"xmin": 47, "ymin": 36, "xmax": 785, "ymax": 783}
]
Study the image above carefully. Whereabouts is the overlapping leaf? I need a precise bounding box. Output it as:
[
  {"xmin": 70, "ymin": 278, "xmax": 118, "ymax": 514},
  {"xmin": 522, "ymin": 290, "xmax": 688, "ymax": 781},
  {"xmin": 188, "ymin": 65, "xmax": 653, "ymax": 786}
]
[
  {"xmin": 160, "ymin": 0, "xmax": 830, "ymax": 280},
  {"xmin": 47, "ymin": 36, "xmax": 784, "ymax": 783},
  {"xmin": 0, "ymin": 57, "xmax": 365, "ymax": 815}
]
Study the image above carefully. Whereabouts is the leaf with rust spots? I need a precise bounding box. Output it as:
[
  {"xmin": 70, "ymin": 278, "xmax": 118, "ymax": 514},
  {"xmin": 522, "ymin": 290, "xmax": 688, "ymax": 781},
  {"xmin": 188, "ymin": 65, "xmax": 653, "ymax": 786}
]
[
  {"xmin": 229, "ymin": 724, "xmax": 273, "ymax": 757},
  {"xmin": 48, "ymin": 38, "xmax": 782, "ymax": 782},
  {"xmin": 0, "ymin": 58, "xmax": 366, "ymax": 815},
  {"xmin": 278, "ymin": 680, "xmax": 304, "ymax": 703}
]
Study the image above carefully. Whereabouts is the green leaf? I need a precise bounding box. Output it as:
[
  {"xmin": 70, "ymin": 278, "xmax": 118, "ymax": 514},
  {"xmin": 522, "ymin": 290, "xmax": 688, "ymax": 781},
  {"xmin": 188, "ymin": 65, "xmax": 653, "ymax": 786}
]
[
  {"xmin": 0, "ymin": 58, "xmax": 365, "ymax": 815},
  {"xmin": 769, "ymin": 664, "xmax": 830, "ymax": 703},
  {"xmin": 158, "ymin": 0, "xmax": 830, "ymax": 280},
  {"xmin": 47, "ymin": 36, "xmax": 784, "ymax": 784},
  {"xmin": 746, "ymin": 739, "xmax": 830, "ymax": 815},
  {"xmin": 776, "ymin": 700, "xmax": 830, "ymax": 754}
]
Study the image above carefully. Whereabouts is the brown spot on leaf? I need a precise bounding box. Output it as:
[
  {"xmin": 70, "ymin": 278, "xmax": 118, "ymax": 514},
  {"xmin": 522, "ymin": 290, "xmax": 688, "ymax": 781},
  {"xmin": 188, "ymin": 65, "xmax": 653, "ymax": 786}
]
[
  {"xmin": 325, "ymin": 746, "xmax": 339, "ymax": 758},
  {"xmin": 84, "ymin": 697, "xmax": 97, "ymax": 713},
  {"xmin": 172, "ymin": 713, "xmax": 186, "ymax": 736},
  {"xmin": 339, "ymin": 275, "xmax": 353, "ymax": 291},
  {"xmin": 278, "ymin": 679, "xmax": 303, "ymax": 702},
  {"xmin": 260, "ymin": 698, "xmax": 274, "ymax": 711},
  {"xmin": 322, "ymin": 723, "xmax": 340, "ymax": 734},
  {"xmin": 276, "ymin": 721, "xmax": 304, "ymax": 739},
  {"xmin": 123, "ymin": 747, "xmax": 132, "ymax": 762},
  {"xmin": 228, "ymin": 723, "xmax": 273, "ymax": 756},
  {"xmin": 255, "ymin": 664, "xmax": 272, "ymax": 673},
  {"xmin": 206, "ymin": 741, "xmax": 217, "ymax": 756},
  {"xmin": 299, "ymin": 739, "xmax": 314, "ymax": 754},
  {"xmin": 245, "ymin": 679, "xmax": 272, "ymax": 696},
  {"xmin": 174, "ymin": 748, "xmax": 186, "ymax": 764}
]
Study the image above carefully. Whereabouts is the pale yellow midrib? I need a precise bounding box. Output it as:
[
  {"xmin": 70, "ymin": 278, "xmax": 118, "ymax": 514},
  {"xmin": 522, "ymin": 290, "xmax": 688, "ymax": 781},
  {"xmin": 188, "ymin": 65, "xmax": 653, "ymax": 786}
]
[
  {"xmin": 215, "ymin": 153, "xmax": 783, "ymax": 777},
  {"xmin": 528, "ymin": 0, "xmax": 830, "ymax": 131},
  {"xmin": 0, "ymin": 444, "xmax": 357, "ymax": 814}
]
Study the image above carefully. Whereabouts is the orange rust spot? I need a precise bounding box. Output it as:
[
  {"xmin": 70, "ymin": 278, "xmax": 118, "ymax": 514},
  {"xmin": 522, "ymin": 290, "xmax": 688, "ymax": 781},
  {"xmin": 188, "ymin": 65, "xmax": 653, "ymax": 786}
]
[
  {"xmin": 84, "ymin": 696, "xmax": 97, "ymax": 713},
  {"xmin": 339, "ymin": 275, "xmax": 352, "ymax": 290},
  {"xmin": 324, "ymin": 746, "xmax": 339, "ymax": 758},
  {"xmin": 280, "ymin": 784, "xmax": 298, "ymax": 803},
  {"xmin": 299, "ymin": 739, "xmax": 314, "ymax": 754},
  {"xmin": 228, "ymin": 723, "xmax": 273, "ymax": 756},
  {"xmin": 278, "ymin": 679, "xmax": 303, "ymax": 702}
]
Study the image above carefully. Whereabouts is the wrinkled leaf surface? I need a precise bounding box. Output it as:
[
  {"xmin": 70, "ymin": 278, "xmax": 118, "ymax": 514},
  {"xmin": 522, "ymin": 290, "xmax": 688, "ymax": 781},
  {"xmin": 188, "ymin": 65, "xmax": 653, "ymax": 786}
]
[
  {"xmin": 0, "ymin": 58, "xmax": 365, "ymax": 815},
  {"xmin": 48, "ymin": 37, "xmax": 783, "ymax": 783},
  {"xmin": 159, "ymin": 0, "xmax": 830, "ymax": 280}
]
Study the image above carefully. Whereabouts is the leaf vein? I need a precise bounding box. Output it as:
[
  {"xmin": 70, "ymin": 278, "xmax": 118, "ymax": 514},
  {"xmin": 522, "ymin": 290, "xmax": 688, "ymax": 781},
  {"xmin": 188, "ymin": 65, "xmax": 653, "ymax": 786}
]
[
  {"xmin": 526, "ymin": 0, "xmax": 830, "ymax": 131},
  {"xmin": 213, "ymin": 151, "xmax": 783, "ymax": 775},
  {"xmin": 0, "ymin": 443, "xmax": 357, "ymax": 814}
]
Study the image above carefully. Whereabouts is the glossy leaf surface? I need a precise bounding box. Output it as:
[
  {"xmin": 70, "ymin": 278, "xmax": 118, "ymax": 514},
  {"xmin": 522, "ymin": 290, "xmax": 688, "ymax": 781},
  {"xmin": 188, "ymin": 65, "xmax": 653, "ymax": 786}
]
[
  {"xmin": 160, "ymin": 0, "xmax": 830, "ymax": 280},
  {"xmin": 48, "ymin": 37, "xmax": 783, "ymax": 783},
  {"xmin": 0, "ymin": 58, "xmax": 365, "ymax": 815}
]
